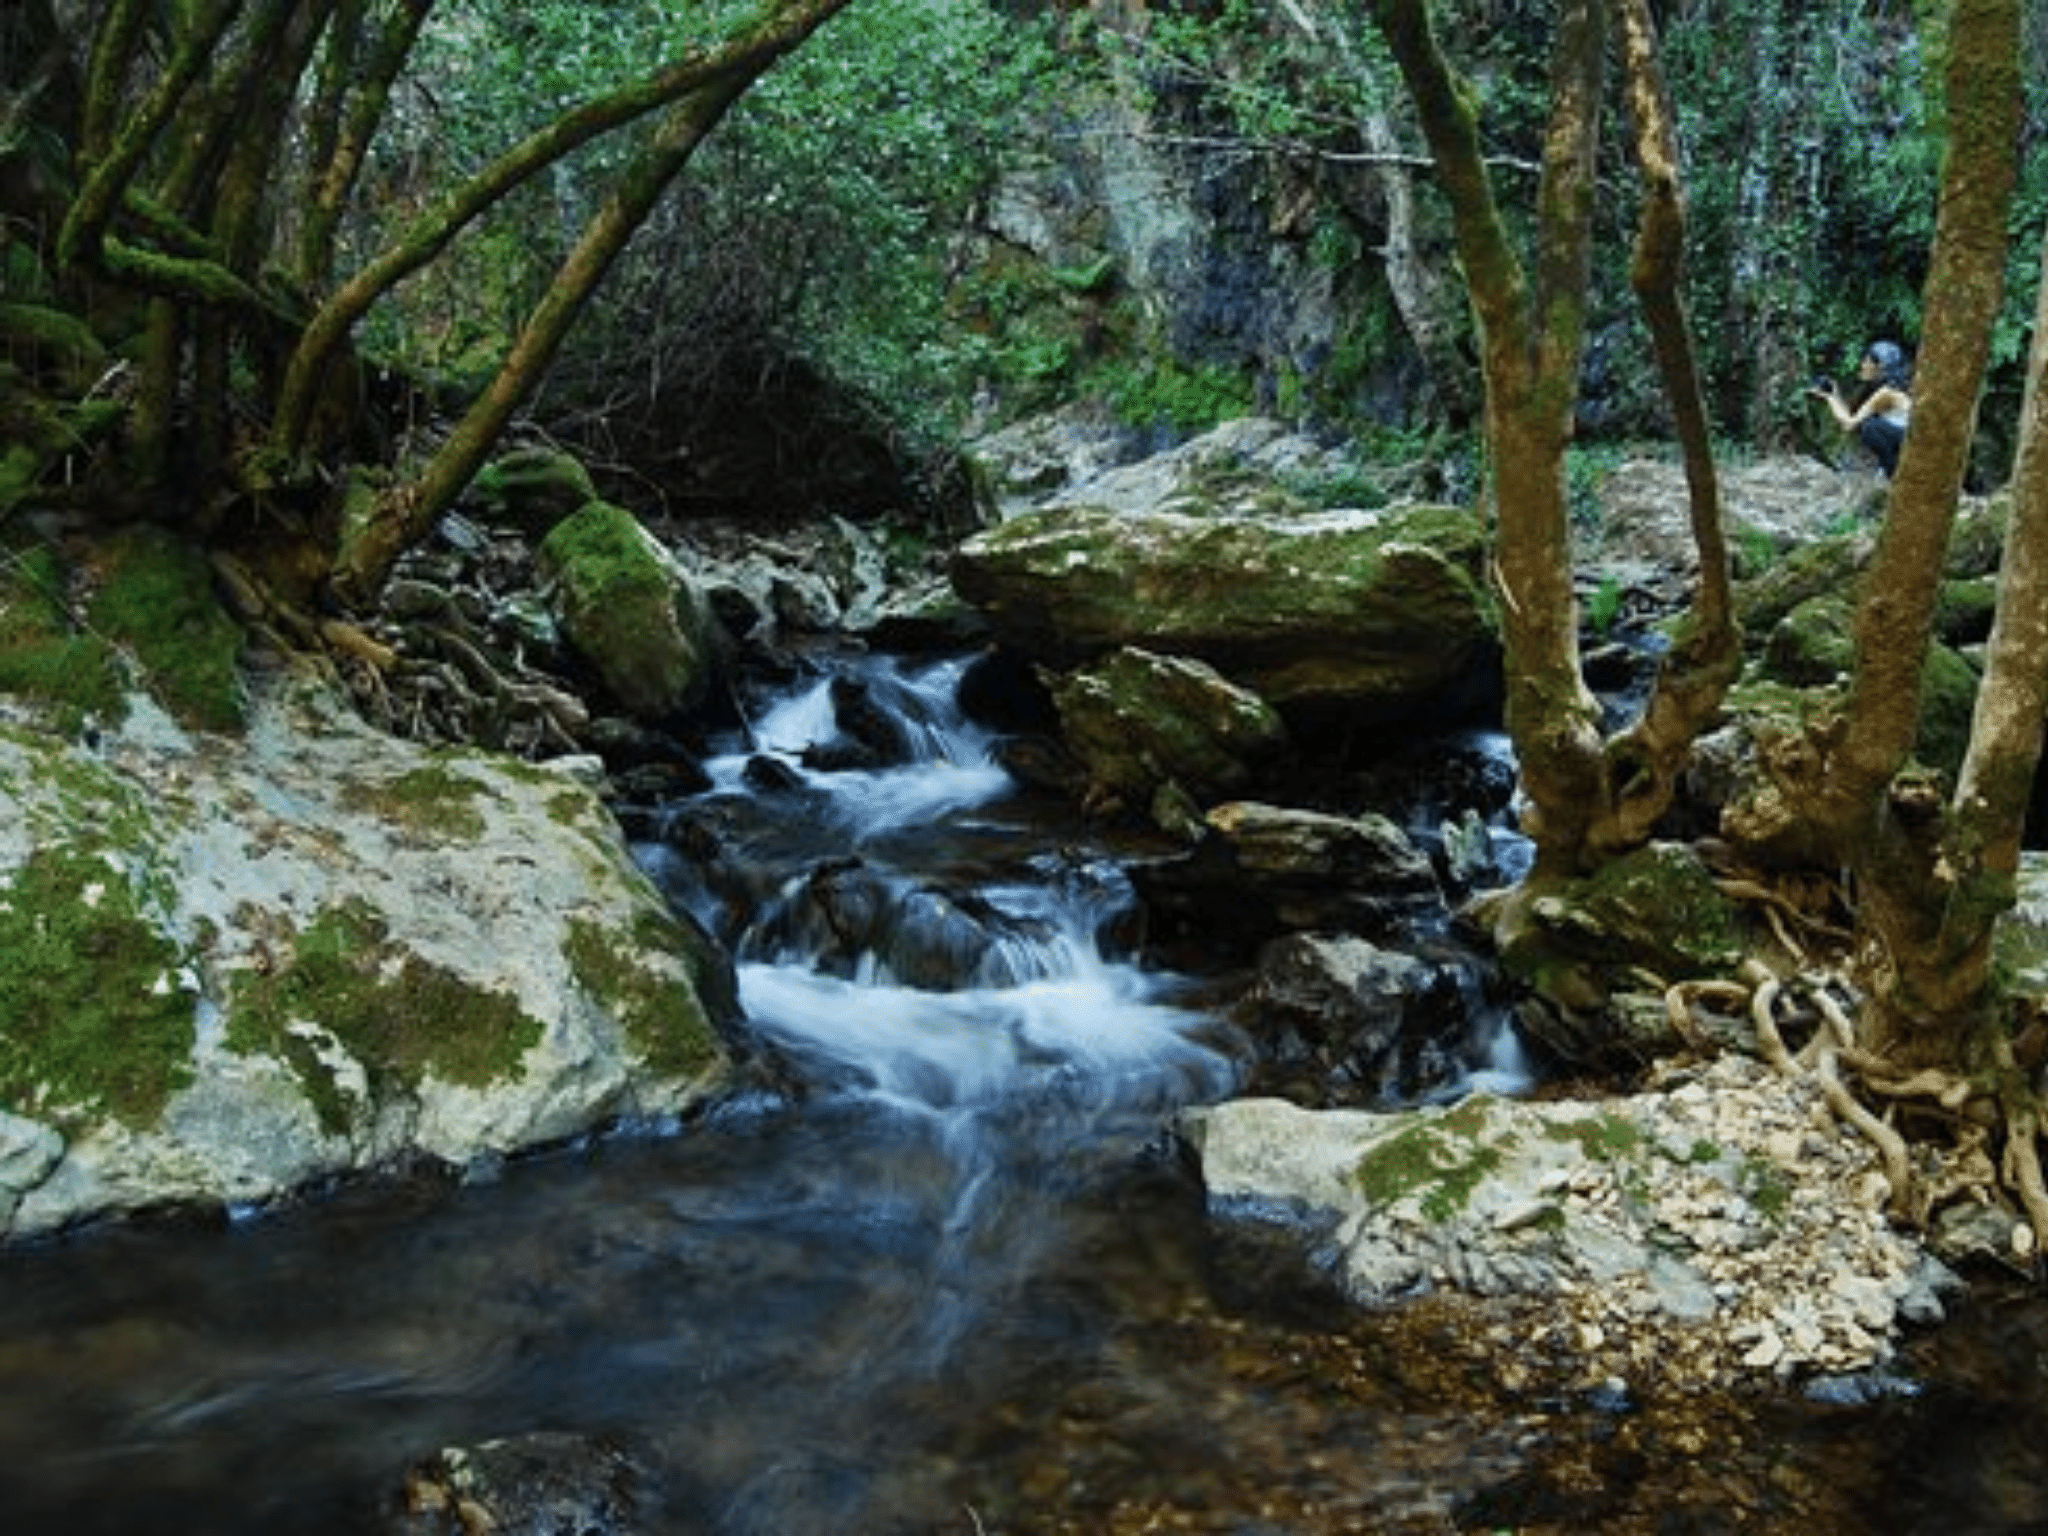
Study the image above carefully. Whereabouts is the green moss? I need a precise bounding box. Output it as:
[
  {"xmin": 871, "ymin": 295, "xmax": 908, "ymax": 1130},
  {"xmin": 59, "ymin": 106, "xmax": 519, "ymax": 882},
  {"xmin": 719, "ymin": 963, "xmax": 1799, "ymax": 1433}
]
[
  {"xmin": 85, "ymin": 524, "xmax": 246, "ymax": 733},
  {"xmin": 0, "ymin": 537, "xmax": 126, "ymax": 731},
  {"xmin": 470, "ymin": 447, "xmax": 597, "ymax": 536},
  {"xmin": 1354, "ymin": 1099, "xmax": 1508, "ymax": 1222},
  {"xmin": 536, "ymin": 499, "xmax": 709, "ymax": 717},
  {"xmin": 1572, "ymin": 843, "xmax": 1743, "ymax": 977},
  {"xmin": 1541, "ymin": 1110, "xmax": 1645, "ymax": 1161},
  {"xmin": 338, "ymin": 762, "xmax": 489, "ymax": 841},
  {"xmin": 0, "ymin": 301, "xmax": 109, "ymax": 381},
  {"xmin": 564, "ymin": 911, "xmax": 724, "ymax": 1080},
  {"xmin": 1739, "ymin": 1154, "xmax": 1792, "ymax": 1221},
  {"xmin": 227, "ymin": 900, "xmax": 543, "ymax": 1135},
  {"xmin": 538, "ymin": 501, "xmax": 671, "ymax": 608},
  {"xmin": 0, "ymin": 843, "xmax": 195, "ymax": 1129}
]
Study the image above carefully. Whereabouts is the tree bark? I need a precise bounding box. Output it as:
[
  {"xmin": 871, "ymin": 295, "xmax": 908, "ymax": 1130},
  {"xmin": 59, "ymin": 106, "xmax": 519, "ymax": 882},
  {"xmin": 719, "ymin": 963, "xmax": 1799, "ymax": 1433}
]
[
  {"xmin": 295, "ymin": 0, "xmax": 436, "ymax": 294},
  {"xmin": 60, "ymin": 0, "xmax": 248, "ymax": 280},
  {"xmin": 1368, "ymin": 0, "xmax": 1608, "ymax": 883},
  {"xmin": 1593, "ymin": 0, "xmax": 1741, "ymax": 856},
  {"xmin": 1883, "ymin": 219, "xmax": 2048, "ymax": 1041},
  {"xmin": 1807, "ymin": 0, "xmax": 2024, "ymax": 1059}
]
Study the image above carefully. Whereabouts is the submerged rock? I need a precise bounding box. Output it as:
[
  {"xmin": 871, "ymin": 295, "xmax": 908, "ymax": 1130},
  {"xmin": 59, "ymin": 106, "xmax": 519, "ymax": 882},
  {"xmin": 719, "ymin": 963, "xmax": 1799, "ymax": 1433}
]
[{"xmin": 393, "ymin": 1431, "xmax": 643, "ymax": 1535}]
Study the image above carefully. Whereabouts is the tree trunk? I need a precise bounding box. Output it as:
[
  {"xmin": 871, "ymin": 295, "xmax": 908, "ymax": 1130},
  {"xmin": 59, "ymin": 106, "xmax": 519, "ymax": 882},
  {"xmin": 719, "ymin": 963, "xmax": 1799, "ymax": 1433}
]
[
  {"xmin": 1368, "ymin": 0, "xmax": 1609, "ymax": 885},
  {"xmin": 1884, "ymin": 220, "xmax": 2048, "ymax": 1043},
  {"xmin": 328, "ymin": 77, "xmax": 748, "ymax": 603},
  {"xmin": 1804, "ymin": 0, "xmax": 2024, "ymax": 1060},
  {"xmin": 1591, "ymin": 0, "xmax": 1740, "ymax": 857}
]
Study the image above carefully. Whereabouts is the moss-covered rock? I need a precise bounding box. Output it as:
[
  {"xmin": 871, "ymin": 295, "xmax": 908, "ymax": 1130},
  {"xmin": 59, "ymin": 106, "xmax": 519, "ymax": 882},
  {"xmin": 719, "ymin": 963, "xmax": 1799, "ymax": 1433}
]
[
  {"xmin": 87, "ymin": 524, "xmax": 246, "ymax": 733},
  {"xmin": 228, "ymin": 900, "xmax": 545, "ymax": 1137},
  {"xmin": 1046, "ymin": 646, "xmax": 1287, "ymax": 814},
  {"xmin": 565, "ymin": 911, "xmax": 728, "ymax": 1081},
  {"xmin": 1762, "ymin": 593, "xmax": 1856, "ymax": 687},
  {"xmin": 0, "ymin": 670, "xmax": 736, "ymax": 1238},
  {"xmin": 470, "ymin": 447, "xmax": 599, "ymax": 537},
  {"xmin": 1536, "ymin": 842, "xmax": 1742, "ymax": 980},
  {"xmin": 1495, "ymin": 843, "xmax": 1745, "ymax": 1067},
  {"xmin": 1184, "ymin": 1055, "xmax": 1944, "ymax": 1387},
  {"xmin": 949, "ymin": 500, "xmax": 1499, "ymax": 730},
  {"xmin": 537, "ymin": 500, "xmax": 718, "ymax": 723},
  {"xmin": 0, "ymin": 842, "xmax": 195, "ymax": 1130},
  {"xmin": 0, "ymin": 535, "xmax": 126, "ymax": 732}
]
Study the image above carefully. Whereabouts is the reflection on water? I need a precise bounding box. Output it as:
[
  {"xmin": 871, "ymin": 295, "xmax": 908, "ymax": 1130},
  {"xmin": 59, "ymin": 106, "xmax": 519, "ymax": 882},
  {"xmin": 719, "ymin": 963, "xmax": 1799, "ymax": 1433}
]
[{"xmin": 2, "ymin": 653, "xmax": 2046, "ymax": 1532}]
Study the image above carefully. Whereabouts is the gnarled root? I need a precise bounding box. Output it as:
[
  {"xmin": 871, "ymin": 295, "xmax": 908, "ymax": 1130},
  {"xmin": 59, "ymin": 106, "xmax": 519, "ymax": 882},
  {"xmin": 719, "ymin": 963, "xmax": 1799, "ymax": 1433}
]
[{"xmin": 1739, "ymin": 970, "xmax": 2048, "ymax": 1261}]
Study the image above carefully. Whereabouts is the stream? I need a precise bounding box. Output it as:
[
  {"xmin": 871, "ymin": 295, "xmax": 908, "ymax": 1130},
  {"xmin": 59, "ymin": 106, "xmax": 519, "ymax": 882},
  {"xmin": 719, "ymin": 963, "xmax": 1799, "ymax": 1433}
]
[{"xmin": 1, "ymin": 653, "xmax": 2047, "ymax": 1532}]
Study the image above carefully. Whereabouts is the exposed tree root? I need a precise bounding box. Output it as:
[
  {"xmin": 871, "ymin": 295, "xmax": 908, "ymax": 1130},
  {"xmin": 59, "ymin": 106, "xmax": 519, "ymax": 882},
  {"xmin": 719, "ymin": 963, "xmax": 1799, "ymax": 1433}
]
[
  {"xmin": 212, "ymin": 547, "xmax": 592, "ymax": 758},
  {"xmin": 1670, "ymin": 965, "xmax": 2048, "ymax": 1262}
]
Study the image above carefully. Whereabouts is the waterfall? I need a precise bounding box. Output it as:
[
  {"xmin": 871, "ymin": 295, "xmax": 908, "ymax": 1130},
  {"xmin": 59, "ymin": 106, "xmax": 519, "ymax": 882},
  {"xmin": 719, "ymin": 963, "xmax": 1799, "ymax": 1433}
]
[{"xmin": 646, "ymin": 651, "xmax": 1242, "ymax": 1124}]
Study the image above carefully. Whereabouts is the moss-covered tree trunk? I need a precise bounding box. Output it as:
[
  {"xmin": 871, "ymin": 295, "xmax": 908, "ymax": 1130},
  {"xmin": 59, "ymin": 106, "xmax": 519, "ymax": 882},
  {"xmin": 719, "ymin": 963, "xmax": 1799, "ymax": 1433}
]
[
  {"xmin": 1366, "ymin": 0, "xmax": 1738, "ymax": 901},
  {"xmin": 330, "ymin": 75, "xmax": 758, "ymax": 604},
  {"xmin": 1769, "ymin": 0, "xmax": 2024, "ymax": 1061},
  {"xmin": 22, "ymin": 0, "xmax": 857, "ymax": 614},
  {"xmin": 1367, "ymin": 0, "xmax": 1608, "ymax": 893},
  {"xmin": 269, "ymin": 0, "xmax": 857, "ymax": 474},
  {"xmin": 1593, "ymin": 0, "xmax": 1741, "ymax": 856}
]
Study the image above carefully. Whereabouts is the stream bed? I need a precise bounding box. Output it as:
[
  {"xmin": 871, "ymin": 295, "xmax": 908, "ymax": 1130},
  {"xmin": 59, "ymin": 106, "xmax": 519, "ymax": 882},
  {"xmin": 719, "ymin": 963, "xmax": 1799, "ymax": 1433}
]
[{"xmin": 0, "ymin": 654, "xmax": 2045, "ymax": 1532}]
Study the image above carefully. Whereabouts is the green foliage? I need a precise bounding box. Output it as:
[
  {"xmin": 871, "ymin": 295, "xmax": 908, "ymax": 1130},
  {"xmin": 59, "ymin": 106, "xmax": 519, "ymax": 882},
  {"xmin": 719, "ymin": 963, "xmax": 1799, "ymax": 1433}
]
[
  {"xmin": 1660, "ymin": 0, "xmax": 2046, "ymax": 446},
  {"xmin": 1566, "ymin": 444, "xmax": 1624, "ymax": 535},
  {"xmin": 1585, "ymin": 574, "xmax": 1624, "ymax": 639},
  {"xmin": 1083, "ymin": 355, "xmax": 1255, "ymax": 437},
  {"xmin": 431, "ymin": 0, "xmax": 1069, "ymax": 461}
]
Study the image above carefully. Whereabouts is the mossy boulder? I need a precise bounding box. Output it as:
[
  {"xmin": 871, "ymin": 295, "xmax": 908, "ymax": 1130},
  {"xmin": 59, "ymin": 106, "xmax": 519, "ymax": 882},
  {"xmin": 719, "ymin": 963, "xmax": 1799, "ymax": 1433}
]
[
  {"xmin": 1761, "ymin": 593, "xmax": 1857, "ymax": 688},
  {"xmin": 1495, "ymin": 842, "xmax": 1745, "ymax": 1067},
  {"xmin": 1182, "ymin": 1054, "xmax": 1947, "ymax": 1386},
  {"xmin": 949, "ymin": 500, "xmax": 1500, "ymax": 732},
  {"xmin": 0, "ymin": 675, "xmax": 735, "ymax": 1238},
  {"xmin": 537, "ymin": 500, "xmax": 719, "ymax": 724},
  {"xmin": 1046, "ymin": 646, "xmax": 1288, "ymax": 814},
  {"xmin": 470, "ymin": 447, "xmax": 600, "ymax": 537}
]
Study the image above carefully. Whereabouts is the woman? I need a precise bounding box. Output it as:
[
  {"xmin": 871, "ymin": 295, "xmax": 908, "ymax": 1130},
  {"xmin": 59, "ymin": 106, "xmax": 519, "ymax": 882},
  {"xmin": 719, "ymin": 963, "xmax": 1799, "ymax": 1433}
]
[{"xmin": 1812, "ymin": 340, "xmax": 1913, "ymax": 478}]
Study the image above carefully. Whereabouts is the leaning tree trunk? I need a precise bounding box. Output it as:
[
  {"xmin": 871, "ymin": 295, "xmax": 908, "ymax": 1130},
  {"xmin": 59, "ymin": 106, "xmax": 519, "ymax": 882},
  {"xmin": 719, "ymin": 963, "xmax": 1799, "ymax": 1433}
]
[{"xmin": 330, "ymin": 72, "xmax": 759, "ymax": 605}]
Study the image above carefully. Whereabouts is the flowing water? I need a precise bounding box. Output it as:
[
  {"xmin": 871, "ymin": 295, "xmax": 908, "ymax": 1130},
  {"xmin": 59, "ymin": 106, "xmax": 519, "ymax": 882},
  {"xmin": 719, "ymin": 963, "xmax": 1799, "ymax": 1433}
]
[{"xmin": 1, "ymin": 655, "xmax": 2046, "ymax": 1533}]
